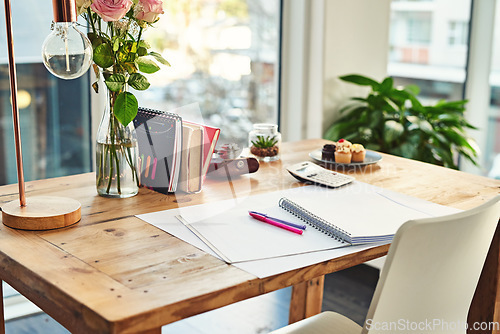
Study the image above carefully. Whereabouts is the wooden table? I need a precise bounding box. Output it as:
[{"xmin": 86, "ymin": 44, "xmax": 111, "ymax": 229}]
[{"xmin": 0, "ymin": 139, "xmax": 498, "ymax": 334}]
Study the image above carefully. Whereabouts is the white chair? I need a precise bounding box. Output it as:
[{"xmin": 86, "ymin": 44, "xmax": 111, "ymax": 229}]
[{"xmin": 271, "ymin": 195, "xmax": 500, "ymax": 334}]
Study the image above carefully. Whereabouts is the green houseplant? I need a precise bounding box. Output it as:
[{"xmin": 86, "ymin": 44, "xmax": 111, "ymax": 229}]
[{"xmin": 324, "ymin": 74, "xmax": 479, "ymax": 169}]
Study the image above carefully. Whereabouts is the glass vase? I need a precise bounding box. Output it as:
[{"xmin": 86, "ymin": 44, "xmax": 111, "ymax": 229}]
[
  {"xmin": 249, "ymin": 123, "xmax": 281, "ymax": 161},
  {"xmin": 95, "ymin": 85, "xmax": 139, "ymax": 198}
]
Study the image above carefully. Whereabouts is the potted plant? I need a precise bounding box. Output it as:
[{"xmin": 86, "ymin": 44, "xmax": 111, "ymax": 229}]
[
  {"xmin": 250, "ymin": 135, "xmax": 279, "ymax": 159},
  {"xmin": 324, "ymin": 74, "xmax": 479, "ymax": 169}
]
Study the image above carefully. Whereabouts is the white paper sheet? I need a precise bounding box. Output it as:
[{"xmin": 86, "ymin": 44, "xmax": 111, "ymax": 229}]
[
  {"xmin": 137, "ymin": 182, "xmax": 461, "ymax": 278},
  {"xmin": 136, "ymin": 204, "xmax": 388, "ymax": 278}
]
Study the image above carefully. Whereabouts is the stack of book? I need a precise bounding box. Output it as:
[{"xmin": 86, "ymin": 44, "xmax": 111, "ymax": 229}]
[
  {"xmin": 133, "ymin": 107, "xmax": 220, "ymax": 194},
  {"xmin": 178, "ymin": 121, "xmax": 220, "ymax": 193}
]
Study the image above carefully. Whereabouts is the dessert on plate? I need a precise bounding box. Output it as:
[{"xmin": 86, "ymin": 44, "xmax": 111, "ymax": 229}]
[
  {"xmin": 351, "ymin": 143, "xmax": 366, "ymax": 163},
  {"xmin": 321, "ymin": 144, "xmax": 336, "ymax": 161},
  {"xmin": 334, "ymin": 139, "xmax": 352, "ymax": 163}
]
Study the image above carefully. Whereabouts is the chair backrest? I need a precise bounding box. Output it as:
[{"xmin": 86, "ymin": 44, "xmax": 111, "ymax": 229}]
[{"xmin": 363, "ymin": 195, "xmax": 500, "ymax": 334}]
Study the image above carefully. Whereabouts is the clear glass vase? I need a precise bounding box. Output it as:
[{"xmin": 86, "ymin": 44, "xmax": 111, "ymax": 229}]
[
  {"xmin": 95, "ymin": 85, "xmax": 139, "ymax": 198},
  {"xmin": 249, "ymin": 123, "xmax": 281, "ymax": 161}
]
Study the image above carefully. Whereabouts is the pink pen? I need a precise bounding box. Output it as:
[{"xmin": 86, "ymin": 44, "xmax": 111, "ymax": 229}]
[{"xmin": 248, "ymin": 211, "xmax": 303, "ymax": 235}]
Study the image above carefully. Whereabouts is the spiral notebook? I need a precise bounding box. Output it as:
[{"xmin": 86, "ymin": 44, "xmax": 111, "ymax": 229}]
[
  {"xmin": 278, "ymin": 191, "xmax": 429, "ymax": 245},
  {"xmin": 134, "ymin": 107, "xmax": 183, "ymax": 193},
  {"xmin": 142, "ymin": 182, "xmax": 460, "ymax": 263}
]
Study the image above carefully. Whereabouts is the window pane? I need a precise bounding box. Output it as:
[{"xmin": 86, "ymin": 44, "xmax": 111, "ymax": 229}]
[
  {"xmin": 448, "ymin": 21, "xmax": 468, "ymax": 46},
  {"xmin": 0, "ymin": 1, "xmax": 91, "ymax": 186},
  {"xmin": 135, "ymin": 0, "xmax": 281, "ymax": 148},
  {"xmin": 487, "ymin": 2, "xmax": 500, "ymax": 178},
  {"xmin": 388, "ymin": 0, "xmax": 470, "ymax": 106}
]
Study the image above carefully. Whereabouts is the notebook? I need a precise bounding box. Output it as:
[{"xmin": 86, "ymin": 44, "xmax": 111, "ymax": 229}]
[
  {"xmin": 134, "ymin": 107, "xmax": 183, "ymax": 193},
  {"xmin": 278, "ymin": 191, "xmax": 429, "ymax": 244}
]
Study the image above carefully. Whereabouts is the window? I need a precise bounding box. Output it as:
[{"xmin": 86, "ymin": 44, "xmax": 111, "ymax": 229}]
[
  {"xmin": 388, "ymin": 0, "xmax": 500, "ymax": 179},
  {"xmin": 389, "ymin": 1, "xmax": 470, "ymax": 104},
  {"xmin": 0, "ymin": 0, "xmax": 92, "ymax": 314},
  {"xmin": 448, "ymin": 21, "xmax": 468, "ymax": 46},
  {"xmin": 407, "ymin": 17, "xmax": 432, "ymax": 44},
  {"xmin": 135, "ymin": 0, "xmax": 281, "ymax": 148},
  {"xmin": 487, "ymin": 2, "xmax": 500, "ymax": 178},
  {"xmin": 389, "ymin": 8, "xmax": 433, "ymax": 65},
  {"xmin": 0, "ymin": 1, "xmax": 92, "ymax": 186}
]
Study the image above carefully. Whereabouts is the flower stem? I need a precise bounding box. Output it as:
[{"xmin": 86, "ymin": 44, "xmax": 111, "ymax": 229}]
[
  {"xmin": 86, "ymin": 7, "xmax": 97, "ymax": 35},
  {"xmin": 97, "ymin": 144, "xmax": 104, "ymax": 186},
  {"xmin": 106, "ymin": 145, "xmax": 114, "ymax": 193}
]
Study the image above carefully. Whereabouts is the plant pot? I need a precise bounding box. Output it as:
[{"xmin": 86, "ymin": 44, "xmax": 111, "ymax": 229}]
[{"xmin": 248, "ymin": 123, "xmax": 281, "ymax": 162}]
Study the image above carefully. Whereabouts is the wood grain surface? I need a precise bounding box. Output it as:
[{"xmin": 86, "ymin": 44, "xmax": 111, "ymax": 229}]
[
  {"xmin": 0, "ymin": 139, "xmax": 498, "ymax": 333},
  {"xmin": 2, "ymin": 196, "xmax": 81, "ymax": 230}
]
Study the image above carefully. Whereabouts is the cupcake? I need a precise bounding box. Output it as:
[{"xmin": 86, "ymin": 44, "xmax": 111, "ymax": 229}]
[
  {"xmin": 321, "ymin": 144, "xmax": 336, "ymax": 161},
  {"xmin": 351, "ymin": 144, "xmax": 366, "ymax": 163},
  {"xmin": 334, "ymin": 139, "xmax": 352, "ymax": 163}
]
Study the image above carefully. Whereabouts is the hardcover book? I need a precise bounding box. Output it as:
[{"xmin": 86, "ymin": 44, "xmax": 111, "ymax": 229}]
[
  {"xmin": 183, "ymin": 121, "xmax": 220, "ymax": 184},
  {"xmin": 178, "ymin": 123, "xmax": 204, "ymax": 193}
]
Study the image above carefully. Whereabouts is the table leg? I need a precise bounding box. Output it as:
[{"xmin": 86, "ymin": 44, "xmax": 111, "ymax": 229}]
[
  {"xmin": 289, "ymin": 275, "xmax": 324, "ymax": 324},
  {"xmin": 0, "ymin": 280, "xmax": 4, "ymax": 334},
  {"xmin": 467, "ymin": 222, "xmax": 500, "ymax": 334}
]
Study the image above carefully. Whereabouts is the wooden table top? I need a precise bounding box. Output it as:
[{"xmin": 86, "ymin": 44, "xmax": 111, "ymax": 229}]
[{"xmin": 0, "ymin": 139, "xmax": 498, "ymax": 334}]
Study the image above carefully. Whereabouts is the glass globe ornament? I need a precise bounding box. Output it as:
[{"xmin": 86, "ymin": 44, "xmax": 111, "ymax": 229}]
[{"xmin": 42, "ymin": 22, "xmax": 92, "ymax": 80}]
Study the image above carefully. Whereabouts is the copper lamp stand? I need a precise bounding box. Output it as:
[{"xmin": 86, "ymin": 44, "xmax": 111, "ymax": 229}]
[{"xmin": 1, "ymin": 0, "xmax": 81, "ymax": 230}]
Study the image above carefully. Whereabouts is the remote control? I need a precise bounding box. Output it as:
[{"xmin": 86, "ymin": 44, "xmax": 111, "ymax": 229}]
[{"xmin": 287, "ymin": 161, "xmax": 355, "ymax": 188}]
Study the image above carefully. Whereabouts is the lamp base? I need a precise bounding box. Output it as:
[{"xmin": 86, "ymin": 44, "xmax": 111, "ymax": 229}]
[{"xmin": 2, "ymin": 196, "xmax": 81, "ymax": 230}]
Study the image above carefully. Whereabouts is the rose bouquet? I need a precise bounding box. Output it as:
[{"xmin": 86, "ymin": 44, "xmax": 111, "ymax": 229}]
[{"xmin": 76, "ymin": 0, "xmax": 169, "ymax": 197}]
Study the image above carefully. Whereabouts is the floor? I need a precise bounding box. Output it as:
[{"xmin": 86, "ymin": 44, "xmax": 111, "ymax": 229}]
[{"xmin": 4, "ymin": 264, "xmax": 379, "ymax": 334}]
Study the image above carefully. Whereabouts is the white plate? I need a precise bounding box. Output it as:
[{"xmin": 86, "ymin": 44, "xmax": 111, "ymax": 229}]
[{"xmin": 309, "ymin": 149, "xmax": 382, "ymax": 167}]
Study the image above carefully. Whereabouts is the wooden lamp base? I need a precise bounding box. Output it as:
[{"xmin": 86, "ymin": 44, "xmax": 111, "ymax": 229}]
[{"xmin": 2, "ymin": 196, "xmax": 81, "ymax": 230}]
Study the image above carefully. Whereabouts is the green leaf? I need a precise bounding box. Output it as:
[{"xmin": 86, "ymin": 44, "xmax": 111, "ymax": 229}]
[
  {"xmin": 137, "ymin": 47, "xmax": 148, "ymax": 57},
  {"xmin": 136, "ymin": 57, "xmax": 160, "ymax": 73},
  {"xmin": 87, "ymin": 33, "xmax": 105, "ymax": 48},
  {"xmin": 121, "ymin": 62, "xmax": 138, "ymax": 74},
  {"xmin": 113, "ymin": 38, "xmax": 121, "ymax": 52},
  {"xmin": 105, "ymin": 74, "xmax": 127, "ymax": 92},
  {"xmin": 113, "ymin": 92, "xmax": 138, "ymax": 126},
  {"xmin": 149, "ymin": 51, "xmax": 171, "ymax": 66},
  {"xmin": 407, "ymin": 116, "xmax": 433, "ymax": 134},
  {"xmin": 128, "ymin": 73, "xmax": 150, "ymax": 91},
  {"xmin": 368, "ymin": 110, "xmax": 384, "ymax": 129},
  {"xmin": 391, "ymin": 142, "xmax": 418, "ymax": 159},
  {"xmin": 408, "ymin": 95, "xmax": 423, "ymax": 110},
  {"xmin": 435, "ymin": 99, "xmax": 468, "ymax": 109},
  {"xmin": 339, "ymin": 74, "xmax": 380, "ymax": 90},
  {"xmin": 365, "ymin": 143, "xmax": 381, "ymax": 151},
  {"xmin": 387, "ymin": 89, "xmax": 410, "ymax": 104},
  {"xmin": 131, "ymin": 42, "xmax": 138, "ymax": 54},
  {"xmin": 139, "ymin": 40, "xmax": 151, "ymax": 49},
  {"xmin": 324, "ymin": 121, "xmax": 358, "ymax": 141},
  {"xmin": 93, "ymin": 43, "xmax": 114, "ymax": 68},
  {"xmin": 404, "ymin": 84, "xmax": 420, "ymax": 96},
  {"xmin": 384, "ymin": 120, "xmax": 404, "ymax": 143},
  {"xmin": 379, "ymin": 77, "xmax": 394, "ymax": 93}
]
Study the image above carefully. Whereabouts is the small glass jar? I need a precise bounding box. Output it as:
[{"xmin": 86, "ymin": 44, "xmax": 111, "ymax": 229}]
[{"xmin": 248, "ymin": 123, "xmax": 281, "ymax": 161}]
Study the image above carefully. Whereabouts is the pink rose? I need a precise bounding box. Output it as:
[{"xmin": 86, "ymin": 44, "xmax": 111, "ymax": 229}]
[
  {"xmin": 134, "ymin": 0, "xmax": 164, "ymax": 23},
  {"xmin": 91, "ymin": 0, "xmax": 133, "ymax": 22}
]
